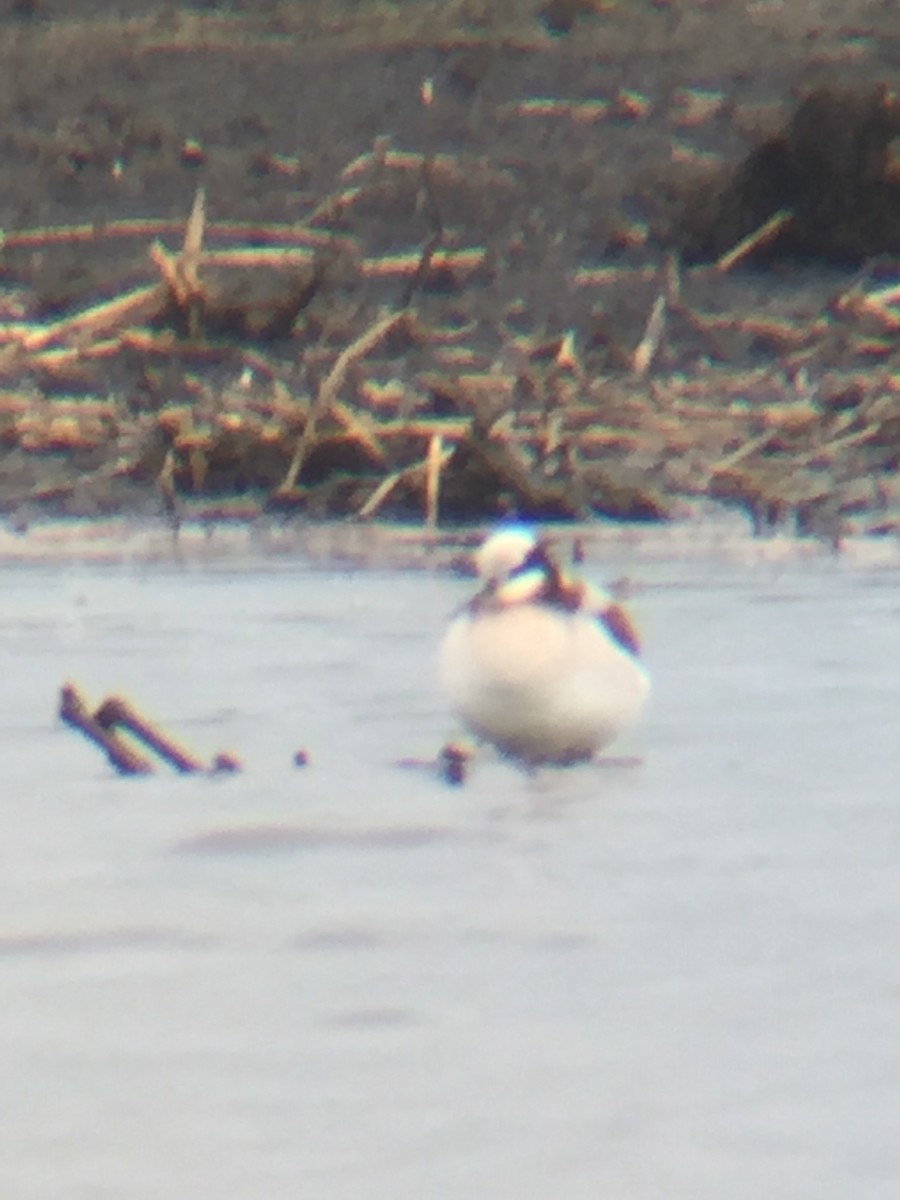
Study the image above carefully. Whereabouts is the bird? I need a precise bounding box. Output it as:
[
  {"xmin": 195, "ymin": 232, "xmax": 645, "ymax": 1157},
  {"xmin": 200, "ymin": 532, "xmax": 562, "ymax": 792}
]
[{"xmin": 439, "ymin": 525, "xmax": 650, "ymax": 767}]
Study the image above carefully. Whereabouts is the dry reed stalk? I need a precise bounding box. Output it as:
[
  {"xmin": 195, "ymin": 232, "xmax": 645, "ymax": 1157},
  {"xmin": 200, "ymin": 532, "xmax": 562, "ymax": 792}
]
[
  {"xmin": 360, "ymin": 247, "xmax": 486, "ymax": 280},
  {"xmin": 508, "ymin": 98, "xmax": 611, "ymax": 123},
  {"xmin": 682, "ymin": 306, "xmax": 829, "ymax": 348},
  {"xmin": 328, "ymin": 399, "xmax": 388, "ymax": 464},
  {"xmin": 119, "ymin": 329, "xmax": 178, "ymax": 352},
  {"xmin": 410, "ymin": 318, "xmax": 478, "ymax": 345},
  {"xmin": 369, "ymin": 418, "xmax": 470, "ymax": 440},
  {"xmin": 148, "ymin": 245, "xmax": 182, "ymax": 294},
  {"xmin": 758, "ymin": 399, "xmax": 821, "ymax": 432},
  {"xmin": 554, "ymin": 330, "xmax": 582, "ymax": 376},
  {"xmin": 835, "ymin": 284, "xmax": 900, "ymax": 330},
  {"xmin": 197, "ymin": 247, "xmax": 319, "ymax": 269},
  {"xmin": 705, "ymin": 427, "xmax": 782, "ymax": 476},
  {"xmin": 791, "ymin": 423, "xmax": 882, "ymax": 466},
  {"xmin": 199, "ymin": 222, "xmax": 344, "ymax": 248},
  {"xmin": 664, "ymin": 253, "xmax": 682, "ymax": 307},
  {"xmin": 425, "ymin": 432, "xmax": 443, "ymax": 529},
  {"xmin": 357, "ymin": 438, "xmax": 454, "ymax": 520},
  {"xmin": 279, "ymin": 308, "xmax": 408, "ymax": 494},
  {"xmin": 340, "ymin": 149, "xmax": 380, "ymax": 179},
  {"xmin": 182, "ymin": 188, "xmax": 207, "ymax": 276},
  {"xmin": 631, "ymin": 294, "xmax": 667, "ymax": 377},
  {"xmin": 304, "ymin": 186, "xmax": 363, "ymax": 225},
  {"xmin": 27, "ymin": 337, "xmax": 127, "ymax": 373},
  {"xmin": 150, "ymin": 187, "xmax": 207, "ymax": 314},
  {"xmin": 15, "ymin": 284, "xmax": 165, "ymax": 354},
  {"xmin": 431, "ymin": 347, "xmax": 482, "ymax": 367},
  {"xmin": 0, "ymin": 323, "xmax": 37, "ymax": 346},
  {"xmin": 715, "ymin": 208, "xmax": 793, "ymax": 272},
  {"xmin": 653, "ymin": 391, "xmax": 762, "ymax": 421},
  {"xmin": 571, "ymin": 264, "xmax": 659, "ymax": 288},
  {"xmin": 356, "ymin": 467, "xmax": 407, "ymax": 520},
  {"xmin": 157, "ymin": 447, "xmax": 178, "ymax": 513},
  {"xmin": 0, "ymin": 219, "xmax": 343, "ymax": 251},
  {"xmin": 340, "ymin": 146, "xmax": 514, "ymax": 191},
  {"xmin": 859, "ymin": 280, "xmax": 900, "ymax": 310},
  {"xmin": 187, "ymin": 446, "xmax": 207, "ymax": 492},
  {"xmin": 346, "ymin": 148, "xmax": 420, "ymax": 178}
]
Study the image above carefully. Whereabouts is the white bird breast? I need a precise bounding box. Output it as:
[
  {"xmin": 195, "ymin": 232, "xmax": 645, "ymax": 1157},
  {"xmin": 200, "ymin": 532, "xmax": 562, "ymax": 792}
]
[{"xmin": 439, "ymin": 602, "xmax": 650, "ymax": 763}]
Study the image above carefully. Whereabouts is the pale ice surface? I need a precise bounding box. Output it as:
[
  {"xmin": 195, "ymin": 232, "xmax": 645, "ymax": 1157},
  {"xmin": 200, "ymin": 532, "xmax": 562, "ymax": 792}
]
[{"xmin": 1, "ymin": 538, "xmax": 899, "ymax": 1199}]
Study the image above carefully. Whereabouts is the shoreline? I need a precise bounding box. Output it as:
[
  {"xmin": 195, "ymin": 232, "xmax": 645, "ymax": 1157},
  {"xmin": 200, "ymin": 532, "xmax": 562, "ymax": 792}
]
[{"xmin": 2, "ymin": 514, "xmax": 899, "ymax": 571}]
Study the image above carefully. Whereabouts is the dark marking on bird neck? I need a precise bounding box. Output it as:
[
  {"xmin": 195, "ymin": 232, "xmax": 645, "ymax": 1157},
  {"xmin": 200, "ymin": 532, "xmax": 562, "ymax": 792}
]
[{"xmin": 597, "ymin": 602, "xmax": 641, "ymax": 657}]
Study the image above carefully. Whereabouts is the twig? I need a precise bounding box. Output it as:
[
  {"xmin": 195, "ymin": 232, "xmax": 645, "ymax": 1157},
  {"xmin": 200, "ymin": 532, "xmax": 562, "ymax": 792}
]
[
  {"xmin": 59, "ymin": 684, "xmax": 154, "ymax": 776},
  {"xmin": 425, "ymin": 433, "xmax": 444, "ymax": 529},
  {"xmin": 400, "ymin": 156, "xmax": 445, "ymax": 307},
  {"xmin": 94, "ymin": 696, "xmax": 206, "ymax": 774},
  {"xmin": 150, "ymin": 186, "xmax": 207, "ymax": 312},
  {"xmin": 834, "ymin": 282, "xmax": 900, "ymax": 330},
  {"xmin": 791, "ymin": 422, "xmax": 882, "ymax": 466},
  {"xmin": 507, "ymin": 98, "xmax": 611, "ymax": 123},
  {"xmin": 184, "ymin": 184, "xmax": 206, "ymax": 254},
  {"xmin": 15, "ymin": 284, "xmax": 165, "ymax": 354},
  {"xmin": 0, "ymin": 217, "xmax": 343, "ymax": 250},
  {"xmin": 278, "ymin": 308, "xmax": 408, "ymax": 494},
  {"xmin": 664, "ymin": 252, "xmax": 682, "ymax": 308},
  {"xmin": 631, "ymin": 294, "xmax": 666, "ymax": 377},
  {"xmin": 329, "ymin": 399, "xmax": 387, "ymax": 464},
  {"xmin": 703, "ymin": 428, "xmax": 782, "ymax": 479},
  {"xmin": 715, "ymin": 209, "xmax": 793, "ymax": 273},
  {"xmin": 358, "ymin": 437, "xmax": 454, "ymax": 520},
  {"xmin": 26, "ymin": 337, "xmax": 129, "ymax": 372},
  {"xmin": 195, "ymin": 247, "xmax": 319, "ymax": 269},
  {"xmin": 304, "ymin": 186, "xmax": 363, "ymax": 225},
  {"xmin": 364, "ymin": 417, "xmax": 469, "ymax": 439},
  {"xmin": 360, "ymin": 248, "xmax": 485, "ymax": 280}
]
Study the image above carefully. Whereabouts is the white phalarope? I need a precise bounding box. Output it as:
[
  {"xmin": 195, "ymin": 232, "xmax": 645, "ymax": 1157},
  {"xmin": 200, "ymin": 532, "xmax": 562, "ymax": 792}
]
[{"xmin": 439, "ymin": 525, "xmax": 650, "ymax": 766}]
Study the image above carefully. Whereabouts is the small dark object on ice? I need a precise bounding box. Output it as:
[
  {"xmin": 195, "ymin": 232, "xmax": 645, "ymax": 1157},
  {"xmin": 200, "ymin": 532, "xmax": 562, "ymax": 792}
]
[
  {"xmin": 211, "ymin": 752, "xmax": 243, "ymax": 774},
  {"xmin": 438, "ymin": 742, "xmax": 469, "ymax": 786}
]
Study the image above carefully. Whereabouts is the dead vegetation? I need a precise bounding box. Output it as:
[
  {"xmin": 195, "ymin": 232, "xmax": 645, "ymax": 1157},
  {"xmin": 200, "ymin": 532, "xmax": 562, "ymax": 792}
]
[
  {"xmin": 675, "ymin": 86, "xmax": 900, "ymax": 265},
  {"xmin": 60, "ymin": 682, "xmax": 244, "ymax": 775},
  {"xmin": 3, "ymin": 145, "xmax": 900, "ymax": 544},
  {"xmin": 4, "ymin": 50, "xmax": 900, "ymax": 542}
]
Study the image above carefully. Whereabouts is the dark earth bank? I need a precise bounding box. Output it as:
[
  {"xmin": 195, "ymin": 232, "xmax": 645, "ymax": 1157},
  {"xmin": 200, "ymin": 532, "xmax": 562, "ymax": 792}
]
[{"xmin": 3, "ymin": 1, "xmax": 900, "ymax": 540}]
